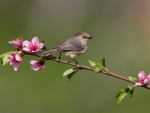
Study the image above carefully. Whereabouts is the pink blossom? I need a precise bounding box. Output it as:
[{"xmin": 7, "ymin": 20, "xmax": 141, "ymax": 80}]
[
  {"xmin": 9, "ymin": 37, "xmax": 23, "ymax": 50},
  {"xmin": 136, "ymin": 71, "xmax": 150, "ymax": 86},
  {"xmin": 29, "ymin": 60, "xmax": 45, "ymax": 71},
  {"xmin": 9, "ymin": 54, "xmax": 23, "ymax": 71},
  {"xmin": 23, "ymin": 37, "xmax": 44, "ymax": 52}
]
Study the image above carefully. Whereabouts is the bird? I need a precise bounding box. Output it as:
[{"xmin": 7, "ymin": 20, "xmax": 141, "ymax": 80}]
[{"xmin": 37, "ymin": 32, "xmax": 92, "ymax": 66}]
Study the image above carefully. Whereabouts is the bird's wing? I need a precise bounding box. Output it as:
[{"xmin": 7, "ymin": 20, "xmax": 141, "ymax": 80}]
[{"xmin": 59, "ymin": 38, "xmax": 86, "ymax": 52}]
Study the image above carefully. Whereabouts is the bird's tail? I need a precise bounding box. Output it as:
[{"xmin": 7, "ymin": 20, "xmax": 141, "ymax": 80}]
[{"xmin": 37, "ymin": 47, "xmax": 59, "ymax": 56}]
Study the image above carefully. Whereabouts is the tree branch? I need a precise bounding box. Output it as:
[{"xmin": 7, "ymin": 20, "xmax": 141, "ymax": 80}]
[{"xmin": 24, "ymin": 51, "xmax": 150, "ymax": 90}]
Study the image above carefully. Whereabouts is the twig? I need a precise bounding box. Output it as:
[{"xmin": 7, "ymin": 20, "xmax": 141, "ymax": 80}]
[{"xmin": 24, "ymin": 51, "xmax": 150, "ymax": 90}]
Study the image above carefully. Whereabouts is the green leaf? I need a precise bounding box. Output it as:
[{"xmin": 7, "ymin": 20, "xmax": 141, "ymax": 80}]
[
  {"xmin": 88, "ymin": 60, "xmax": 96, "ymax": 67},
  {"xmin": 101, "ymin": 58, "xmax": 106, "ymax": 67},
  {"xmin": 2, "ymin": 54, "xmax": 11, "ymax": 66},
  {"xmin": 128, "ymin": 89, "xmax": 134, "ymax": 99},
  {"xmin": 127, "ymin": 85, "xmax": 134, "ymax": 98},
  {"xmin": 42, "ymin": 40, "xmax": 47, "ymax": 50},
  {"xmin": 128, "ymin": 76, "xmax": 137, "ymax": 81},
  {"xmin": 0, "ymin": 51, "xmax": 18, "ymax": 59},
  {"xmin": 94, "ymin": 67, "xmax": 101, "ymax": 73},
  {"xmin": 88, "ymin": 60, "xmax": 104, "ymax": 73},
  {"xmin": 63, "ymin": 68, "xmax": 78, "ymax": 81},
  {"xmin": 116, "ymin": 86, "xmax": 135, "ymax": 104},
  {"xmin": 127, "ymin": 85, "xmax": 133, "ymax": 90},
  {"xmin": 115, "ymin": 88, "xmax": 130, "ymax": 104},
  {"xmin": 94, "ymin": 63, "xmax": 104, "ymax": 73},
  {"xmin": 94, "ymin": 67, "xmax": 104, "ymax": 73},
  {"xmin": 1, "ymin": 59, "xmax": 3, "ymax": 65},
  {"xmin": 96, "ymin": 62, "xmax": 104, "ymax": 70}
]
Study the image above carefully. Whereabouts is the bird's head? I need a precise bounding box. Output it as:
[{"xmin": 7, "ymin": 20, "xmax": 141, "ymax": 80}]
[{"xmin": 74, "ymin": 32, "xmax": 92, "ymax": 45}]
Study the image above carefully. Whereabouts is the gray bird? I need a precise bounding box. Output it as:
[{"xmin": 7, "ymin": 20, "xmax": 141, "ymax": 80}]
[{"xmin": 38, "ymin": 32, "xmax": 92, "ymax": 66}]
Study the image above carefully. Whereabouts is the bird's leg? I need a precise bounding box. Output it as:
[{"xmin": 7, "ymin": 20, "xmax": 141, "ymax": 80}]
[
  {"xmin": 72, "ymin": 58, "xmax": 79, "ymax": 67},
  {"xmin": 58, "ymin": 52, "xmax": 61, "ymax": 62}
]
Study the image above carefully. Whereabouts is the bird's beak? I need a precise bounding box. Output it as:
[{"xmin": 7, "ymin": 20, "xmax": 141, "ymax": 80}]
[{"xmin": 88, "ymin": 36, "xmax": 92, "ymax": 39}]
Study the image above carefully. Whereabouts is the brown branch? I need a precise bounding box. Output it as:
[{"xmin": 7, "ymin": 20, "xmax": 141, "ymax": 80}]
[{"xmin": 24, "ymin": 51, "xmax": 150, "ymax": 90}]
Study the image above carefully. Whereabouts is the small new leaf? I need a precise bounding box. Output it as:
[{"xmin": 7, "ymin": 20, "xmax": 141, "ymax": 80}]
[
  {"xmin": 63, "ymin": 68, "xmax": 78, "ymax": 81},
  {"xmin": 42, "ymin": 40, "xmax": 47, "ymax": 50},
  {"xmin": 101, "ymin": 58, "xmax": 106, "ymax": 67},
  {"xmin": 115, "ymin": 88, "xmax": 130, "ymax": 104},
  {"xmin": 88, "ymin": 60, "xmax": 104, "ymax": 73},
  {"xmin": 88, "ymin": 60, "xmax": 96, "ymax": 67},
  {"xmin": 94, "ymin": 67, "xmax": 101, "ymax": 73},
  {"xmin": 129, "ymin": 89, "xmax": 134, "ymax": 99},
  {"xmin": 128, "ymin": 76, "xmax": 137, "ymax": 81},
  {"xmin": 127, "ymin": 85, "xmax": 133, "ymax": 90},
  {"xmin": 127, "ymin": 85, "xmax": 134, "ymax": 98},
  {"xmin": 95, "ymin": 62, "xmax": 104, "ymax": 71},
  {"xmin": 2, "ymin": 54, "xmax": 11, "ymax": 66},
  {"xmin": 1, "ymin": 59, "xmax": 3, "ymax": 65}
]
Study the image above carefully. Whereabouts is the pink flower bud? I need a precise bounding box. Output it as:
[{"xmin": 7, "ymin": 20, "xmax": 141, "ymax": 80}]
[
  {"xmin": 9, "ymin": 37, "xmax": 23, "ymax": 50},
  {"xmin": 29, "ymin": 60, "xmax": 45, "ymax": 71}
]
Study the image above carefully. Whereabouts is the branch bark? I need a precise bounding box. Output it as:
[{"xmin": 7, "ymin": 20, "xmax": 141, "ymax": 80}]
[{"xmin": 24, "ymin": 51, "xmax": 150, "ymax": 90}]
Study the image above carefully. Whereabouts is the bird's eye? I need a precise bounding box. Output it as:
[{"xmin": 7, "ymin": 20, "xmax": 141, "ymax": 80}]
[{"xmin": 82, "ymin": 36, "xmax": 86, "ymax": 38}]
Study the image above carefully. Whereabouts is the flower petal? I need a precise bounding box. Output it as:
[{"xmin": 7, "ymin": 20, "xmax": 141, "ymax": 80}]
[
  {"xmin": 138, "ymin": 71, "xmax": 147, "ymax": 80},
  {"xmin": 143, "ymin": 79, "xmax": 148, "ymax": 84},
  {"xmin": 13, "ymin": 62, "xmax": 19, "ymax": 71},
  {"xmin": 15, "ymin": 55, "xmax": 22, "ymax": 61},
  {"xmin": 39, "ymin": 43, "xmax": 44, "ymax": 49},
  {"xmin": 147, "ymin": 74, "xmax": 150, "ymax": 81},
  {"xmin": 10, "ymin": 61, "xmax": 13, "ymax": 65},
  {"xmin": 29, "ymin": 60, "xmax": 38, "ymax": 64},
  {"xmin": 8, "ymin": 41, "xmax": 12, "ymax": 44},
  {"xmin": 31, "ymin": 62, "xmax": 40, "ymax": 71},
  {"xmin": 8, "ymin": 37, "xmax": 23, "ymax": 50},
  {"xmin": 136, "ymin": 83, "xmax": 143, "ymax": 86},
  {"xmin": 9, "ymin": 41, "xmax": 19, "ymax": 46},
  {"xmin": 9, "ymin": 54, "xmax": 15, "ymax": 59},
  {"xmin": 23, "ymin": 40, "xmax": 31, "ymax": 48},
  {"xmin": 32, "ymin": 37, "xmax": 39, "ymax": 45},
  {"xmin": 31, "ymin": 49, "xmax": 39, "ymax": 52},
  {"xmin": 41, "ymin": 65, "xmax": 45, "ymax": 70},
  {"xmin": 23, "ymin": 47, "xmax": 31, "ymax": 52}
]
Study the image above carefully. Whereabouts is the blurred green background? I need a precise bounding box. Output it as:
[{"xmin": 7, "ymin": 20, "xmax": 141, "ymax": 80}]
[{"xmin": 0, "ymin": 0, "xmax": 150, "ymax": 113}]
